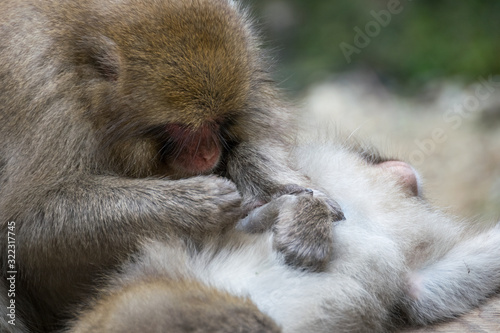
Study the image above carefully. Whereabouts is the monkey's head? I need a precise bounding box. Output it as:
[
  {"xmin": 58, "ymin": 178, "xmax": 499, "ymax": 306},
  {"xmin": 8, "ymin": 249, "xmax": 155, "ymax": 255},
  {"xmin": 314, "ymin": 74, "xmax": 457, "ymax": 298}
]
[{"xmin": 69, "ymin": 0, "xmax": 260, "ymax": 177}]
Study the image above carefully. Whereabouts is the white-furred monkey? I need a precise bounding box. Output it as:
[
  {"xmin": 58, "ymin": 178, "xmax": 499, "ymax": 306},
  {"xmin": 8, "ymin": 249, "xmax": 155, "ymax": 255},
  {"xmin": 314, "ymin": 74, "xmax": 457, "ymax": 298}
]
[
  {"xmin": 0, "ymin": 0, "xmax": 343, "ymax": 330},
  {"xmin": 67, "ymin": 136, "xmax": 500, "ymax": 333}
]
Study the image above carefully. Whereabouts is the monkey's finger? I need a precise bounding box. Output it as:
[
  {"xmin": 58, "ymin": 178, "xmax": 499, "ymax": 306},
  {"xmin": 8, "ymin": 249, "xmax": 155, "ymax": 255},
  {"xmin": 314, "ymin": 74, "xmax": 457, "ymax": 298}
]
[
  {"xmin": 236, "ymin": 197, "xmax": 289, "ymax": 233},
  {"xmin": 218, "ymin": 193, "xmax": 244, "ymax": 220}
]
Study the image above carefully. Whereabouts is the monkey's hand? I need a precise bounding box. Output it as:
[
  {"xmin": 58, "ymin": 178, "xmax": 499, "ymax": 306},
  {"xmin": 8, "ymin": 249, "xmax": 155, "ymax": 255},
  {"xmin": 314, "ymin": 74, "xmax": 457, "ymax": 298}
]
[
  {"xmin": 237, "ymin": 188, "xmax": 343, "ymax": 272},
  {"xmin": 169, "ymin": 176, "xmax": 243, "ymax": 239}
]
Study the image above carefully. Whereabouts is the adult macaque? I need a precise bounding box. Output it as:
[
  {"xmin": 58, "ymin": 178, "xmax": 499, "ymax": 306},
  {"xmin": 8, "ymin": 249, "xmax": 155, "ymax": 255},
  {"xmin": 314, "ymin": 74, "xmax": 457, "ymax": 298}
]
[
  {"xmin": 0, "ymin": 0, "xmax": 343, "ymax": 330},
  {"xmin": 68, "ymin": 137, "xmax": 500, "ymax": 333}
]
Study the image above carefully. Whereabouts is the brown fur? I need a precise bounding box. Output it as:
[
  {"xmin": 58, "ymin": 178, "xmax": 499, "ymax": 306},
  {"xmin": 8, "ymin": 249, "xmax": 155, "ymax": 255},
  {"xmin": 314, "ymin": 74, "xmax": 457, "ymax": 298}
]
[
  {"xmin": 0, "ymin": 0, "xmax": 342, "ymax": 330},
  {"xmin": 70, "ymin": 278, "xmax": 281, "ymax": 333}
]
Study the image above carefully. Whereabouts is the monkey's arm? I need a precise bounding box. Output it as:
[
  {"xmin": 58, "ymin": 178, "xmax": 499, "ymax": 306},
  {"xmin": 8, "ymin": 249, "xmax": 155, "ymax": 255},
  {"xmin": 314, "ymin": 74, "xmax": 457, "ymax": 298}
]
[
  {"xmin": 3, "ymin": 175, "xmax": 240, "ymax": 303},
  {"xmin": 13, "ymin": 174, "xmax": 240, "ymax": 251}
]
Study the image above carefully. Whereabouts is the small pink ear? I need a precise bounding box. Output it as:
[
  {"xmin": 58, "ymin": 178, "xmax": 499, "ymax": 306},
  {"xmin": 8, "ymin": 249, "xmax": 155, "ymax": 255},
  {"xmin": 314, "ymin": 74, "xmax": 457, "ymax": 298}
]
[{"xmin": 378, "ymin": 161, "xmax": 420, "ymax": 196}]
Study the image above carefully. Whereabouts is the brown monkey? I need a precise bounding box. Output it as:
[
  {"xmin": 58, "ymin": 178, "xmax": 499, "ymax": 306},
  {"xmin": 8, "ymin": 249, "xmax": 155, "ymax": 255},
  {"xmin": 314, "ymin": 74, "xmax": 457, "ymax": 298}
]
[{"xmin": 0, "ymin": 0, "xmax": 343, "ymax": 330}]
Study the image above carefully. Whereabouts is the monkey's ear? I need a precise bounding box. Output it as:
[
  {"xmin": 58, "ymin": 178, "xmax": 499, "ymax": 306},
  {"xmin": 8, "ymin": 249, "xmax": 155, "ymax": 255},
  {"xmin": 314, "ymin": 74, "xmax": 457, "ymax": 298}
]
[
  {"xmin": 378, "ymin": 161, "xmax": 421, "ymax": 197},
  {"xmin": 80, "ymin": 36, "xmax": 121, "ymax": 81}
]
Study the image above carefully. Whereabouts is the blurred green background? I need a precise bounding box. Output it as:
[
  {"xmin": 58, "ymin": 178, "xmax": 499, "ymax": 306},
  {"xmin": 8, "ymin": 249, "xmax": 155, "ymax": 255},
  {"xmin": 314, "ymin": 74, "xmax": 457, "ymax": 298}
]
[{"xmin": 251, "ymin": 0, "xmax": 500, "ymax": 93}]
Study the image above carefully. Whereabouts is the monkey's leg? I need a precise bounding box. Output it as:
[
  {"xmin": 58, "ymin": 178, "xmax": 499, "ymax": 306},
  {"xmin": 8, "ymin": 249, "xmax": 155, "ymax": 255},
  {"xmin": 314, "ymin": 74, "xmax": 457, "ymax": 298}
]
[{"xmin": 404, "ymin": 222, "xmax": 500, "ymax": 325}]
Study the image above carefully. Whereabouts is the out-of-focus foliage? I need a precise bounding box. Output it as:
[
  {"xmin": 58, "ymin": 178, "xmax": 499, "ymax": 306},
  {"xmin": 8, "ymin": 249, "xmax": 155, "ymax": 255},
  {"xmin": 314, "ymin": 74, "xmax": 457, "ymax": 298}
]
[{"xmin": 251, "ymin": 0, "xmax": 500, "ymax": 91}]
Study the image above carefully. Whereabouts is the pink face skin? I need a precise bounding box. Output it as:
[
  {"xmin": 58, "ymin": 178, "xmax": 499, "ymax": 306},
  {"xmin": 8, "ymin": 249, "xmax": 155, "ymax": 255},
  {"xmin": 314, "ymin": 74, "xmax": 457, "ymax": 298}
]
[{"xmin": 165, "ymin": 123, "xmax": 222, "ymax": 175}]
